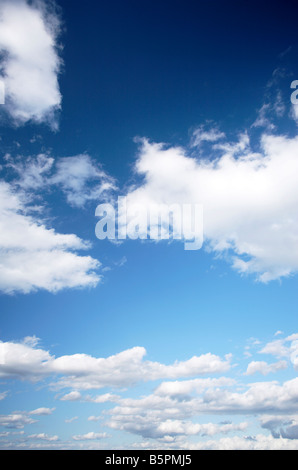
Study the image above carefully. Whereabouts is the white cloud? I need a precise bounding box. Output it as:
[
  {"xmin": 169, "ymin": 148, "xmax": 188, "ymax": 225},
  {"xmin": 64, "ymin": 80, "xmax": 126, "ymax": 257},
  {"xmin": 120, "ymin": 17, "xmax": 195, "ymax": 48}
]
[
  {"xmin": 1, "ymin": 332, "xmax": 298, "ymax": 448},
  {"xmin": 258, "ymin": 335, "xmax": 298, "ymax": 370},
  {"xmin": 109, "ymin": 414, "xmax": 248, "ymax": 440},
  {"xmin": 123, "ymin": 132, "xmax": 298, "ymax": 282},
  {"xmin": 259, "ymin": 340, "xmax": 290, "ymax": 357},
  {"xmin": 260, "ymin": 414, "xmax": 298, "ymax": 440},
  {"xmin": 0, "ymin": 0, "xmax": 62, "ymax": 128},
  {"xmin": 28, "ymin": 407, "xmax": 55, "ymax": 416},
  {"xmin": 88, "ymin": 416, "xmax": 102, "ymax": 422},
  {"xmin": 28, "ymin": 433, "xmax": 58, "ymax": 442},
  {"xmin": 51, "ymin": 154, "xmax": 116, "ymax": 207},
  {"xmin": 0, "ymin": 412, "xmax": 36, "ymax": 429},
  {"xmin": 184, "ymin": 434, "xmax": 298, "ymax": 450},
  {"xmin": 59, "ymin": 391, "xmax": 82, "ymax": 402},
  {"xmin": 155, "ymin": 377, "xmax": 235, "ymax": 397},
  {"xmin": 0, "ymin": 391, "xmax": 7, "ymax": 401},
  {"xmin": 5, "ymin": 153, "xmax": 55, "ymax": 191},
  {"xmin": 105, "ymin": 376, "xmax": 298, "ymax": 439},
  {"xmin": 0, "ymin": 407, "xmax": 54, "ymax": 434},
  {"xmin": 0, "ymin": 181, "xmax": 101, "ymax": 294},
  {"xmin": 65, "ymin": 417, "xmax": 78, "ymax": 424},
  {"xmin": 85, "ymin": 393, "xmax": 120, "ymax": 403},
  {"xmin": 245, "ymin": 360, "xmax": 288, "ymax": 376},
  {"xmin": 0, "ymin": 338, "xmax": 231, "ymax": 389},
  {"xmin": 190, "ymin": 124, "xmax": 225, "ymax": 147},
  {"xmin": 6, "ymin": 153, "xmax": 116, "ymax": 208},
  {"xmin": 72, "ymin": 432, "xmax": 109, "ymax": 441}
]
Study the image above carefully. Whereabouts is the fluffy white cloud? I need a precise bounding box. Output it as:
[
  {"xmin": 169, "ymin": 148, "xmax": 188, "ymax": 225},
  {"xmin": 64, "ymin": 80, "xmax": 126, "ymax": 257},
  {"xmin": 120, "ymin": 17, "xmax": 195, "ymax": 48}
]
[
  {"xmin": 1, "ymin": 333, "xmax": 298, "ymax": 448},
  {"xmin": 123, "ymin": 132, "xmax": 298, "ymax": 281},
  {"xmin": 258, "ymin": 334, "xmax": 298, "ymax": 369},
  {"xmin": 0, "ymin": 181, "xmax": 101, "ymax": 294},
  {"xmin": 0, "ymin": 338, "xmax": 231, "ymax": 389},
  {"xmin": 108, "ymin": 413, "xmax": 248, "ymax": 440},
  {"xmin": 106, "ymin": 376, "xmax": 298, "ymax": 440},
  {"xmin": 155, "ymin": 377, "xmax": 235, "ymax": 397},
  {"xmin": 59, "ymin": 391, "xmax": 82, "ymax": 402},
  {"xmin": 183, "ymin": 434, "xmax": 298, "ymax": 450},
  {"xmin": 0, "ymin": 0, "xmax": 62, "ymax": 127},
  {"xmin": 28, "ymin": 408, "xmax": 55, "ymax": 416},
  {"xmin": 245, "ymin": 360, "xmax": 288, "ymax": 376}
]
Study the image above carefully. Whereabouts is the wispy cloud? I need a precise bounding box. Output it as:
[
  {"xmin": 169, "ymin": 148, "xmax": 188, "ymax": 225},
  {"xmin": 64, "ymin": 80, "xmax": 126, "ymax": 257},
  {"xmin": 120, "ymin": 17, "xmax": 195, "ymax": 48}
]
[{"xmin": 5, "ymin": 153, "xmax": 116, "ymax": 207}]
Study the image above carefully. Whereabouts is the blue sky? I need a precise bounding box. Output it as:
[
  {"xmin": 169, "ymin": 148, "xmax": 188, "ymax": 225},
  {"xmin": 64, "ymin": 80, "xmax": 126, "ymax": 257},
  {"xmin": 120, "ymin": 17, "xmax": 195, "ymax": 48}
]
[{"xmin": 1, "ymin": 0, "xmax": 298, "ymax": 449}]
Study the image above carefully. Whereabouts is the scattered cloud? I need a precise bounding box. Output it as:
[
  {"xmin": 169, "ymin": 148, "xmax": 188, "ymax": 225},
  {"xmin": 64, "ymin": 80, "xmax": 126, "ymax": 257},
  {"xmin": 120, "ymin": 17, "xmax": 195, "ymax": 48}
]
[
  {"xmin": 59, "ymin": 391, "xmax": 82, "ymax": 402},
  {"xmin": 65, "ymin": 417, "xmax": 78, "ymax": 424},
  {"xmin": 72, "ymin": 432, "xmax": 109, "ymax": 441},
  {"xmin": 28, "ymin": 433, "xmax": 59, "ymax": 442},
  {"xmin": 180, "ymin": 434, "xmax": 298, "ymax": 450},
  {"xmin": 0, "ymin": 332, "xmax": 298, "ymax": 448},
  {"xmin": 0, "ymin": 407, "xmax": 52, "ymax": 429},
  {"xmin": 0, "ymin": 392, "xmax": 7, "ymax": 401},
  {"xmin": 0, "ymin": 338, "xmax": 232, "ymax": 389},
  {"xmin": 28, "ymin": 408, "xmax": 55, "ymax": 416}
]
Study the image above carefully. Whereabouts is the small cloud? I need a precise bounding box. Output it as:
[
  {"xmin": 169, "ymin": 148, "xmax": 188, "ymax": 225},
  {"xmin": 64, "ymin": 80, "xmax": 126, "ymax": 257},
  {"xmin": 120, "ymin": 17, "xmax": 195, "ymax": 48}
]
[
  {"xmin": 190, "ymin": 124, "xmax": 225, "ymax": 148},
  {"xmin": 59, "ymin": 391, "xmax": 82, "ymax": 402},
  {"xmin": 65, "ymin": 417, "xmax": 78, "ymax": 424},
  {"xmin": 72, "ymin": 432, "xmax": 109, "ymax": 441}
]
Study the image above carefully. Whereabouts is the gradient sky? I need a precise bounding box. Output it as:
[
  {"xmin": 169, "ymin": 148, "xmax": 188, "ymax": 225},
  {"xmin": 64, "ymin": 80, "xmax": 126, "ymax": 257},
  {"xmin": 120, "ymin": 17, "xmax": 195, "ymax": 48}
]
[{"xmin": 0, "ymin": 0, "xmax": 298, "ymax": 449}]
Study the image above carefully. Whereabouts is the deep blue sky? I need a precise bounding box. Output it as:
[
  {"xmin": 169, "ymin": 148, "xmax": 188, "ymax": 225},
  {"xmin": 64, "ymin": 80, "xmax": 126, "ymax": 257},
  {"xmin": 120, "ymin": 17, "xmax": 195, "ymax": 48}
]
[{"xmin": 52, "ymin": 0, "xmax": 298, "ymax": 176}]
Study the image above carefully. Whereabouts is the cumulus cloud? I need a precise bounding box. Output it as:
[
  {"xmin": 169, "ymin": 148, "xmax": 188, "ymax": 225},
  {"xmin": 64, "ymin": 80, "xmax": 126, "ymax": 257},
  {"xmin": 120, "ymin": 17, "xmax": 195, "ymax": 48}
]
[
  {"xmin": 0, "ymin": 407, "xmax": 52, "ymax": 430},
  {"xmin": 0, "ymin": 338, "xmax": 231, "ymax": 389},
  {"xmin": 1, "ymin": 332, "xmax": 298, "ymax": 448},
  {"xmin": 0, "ymin": 413, "xmax": 36, "ymax": 429},
  {"xmin": 245, "ymin": 360, "xmax": 288, "ymax": 376},
  {"xmin": 0, "ymin": 181, "xmax": 101, "ymax": 294},
  {"xmin": 59, "ymin": 391, "xmax": 82, "ymax": 402},
  {"xmin": 0, "ymin": 0, "xmax": 62, "ymax": 128},
  {"xmin": 258, "ymin": 334, "xmax": 298, "ymax": 369},
  {"xmin": 182, "ymin": 434, "xmax": 298, "ymax": 450},
  {"xmin": 103, "ymin": 376, "xmax": 298, "ymax": 445},
  {"xmin": 28, "ymin": 407, "xmax": 55, "ymax": 416},
  {"xmin": 122, "ymin": 131, "xmax": 298, "ymax": 282},
  {"xmin": 109, "ymin": 414, "xmax": 248, "ymax": 440},
  {"xmin": 260, "ymin": 414, "xmax": 298, "ymax": 440}
]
